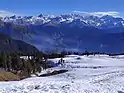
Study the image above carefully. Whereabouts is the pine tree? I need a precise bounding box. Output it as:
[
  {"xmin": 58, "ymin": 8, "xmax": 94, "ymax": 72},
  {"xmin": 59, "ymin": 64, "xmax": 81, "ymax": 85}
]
[
  {"xmin": 7, "ymin": 54, "xmax": 12, "ymax": 71},
  {"xmin": 1, "ymin": 52, "xmax": 8, "ymax": 70}
]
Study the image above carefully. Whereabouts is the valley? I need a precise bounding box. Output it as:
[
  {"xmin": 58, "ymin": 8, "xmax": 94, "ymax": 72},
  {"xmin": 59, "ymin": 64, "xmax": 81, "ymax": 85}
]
[{"xmin": 0, "ymin": 14, "xmax": 124, "ymax": 53}]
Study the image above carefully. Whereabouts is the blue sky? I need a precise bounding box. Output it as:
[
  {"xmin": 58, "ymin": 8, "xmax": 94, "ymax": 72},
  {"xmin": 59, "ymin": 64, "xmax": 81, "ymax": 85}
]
[{"xmin": 0, "ymin": 0, "xmax": 124, "ymax": 16}]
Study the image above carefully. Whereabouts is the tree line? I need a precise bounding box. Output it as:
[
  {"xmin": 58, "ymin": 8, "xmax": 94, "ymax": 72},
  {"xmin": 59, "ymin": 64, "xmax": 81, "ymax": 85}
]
[
  {"xmin": 0, "ymin": 51, "xmax": 68, "ymax": 77},
  {"xmin": 0, "ymin": 52, "xmax": 49, "ymax": 77}
]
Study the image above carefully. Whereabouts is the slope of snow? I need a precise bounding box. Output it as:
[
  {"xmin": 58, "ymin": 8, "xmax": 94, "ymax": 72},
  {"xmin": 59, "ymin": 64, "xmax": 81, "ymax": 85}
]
[{"xmin": 1, "ymin": 55, "xmax": 124, "ymax": 93}]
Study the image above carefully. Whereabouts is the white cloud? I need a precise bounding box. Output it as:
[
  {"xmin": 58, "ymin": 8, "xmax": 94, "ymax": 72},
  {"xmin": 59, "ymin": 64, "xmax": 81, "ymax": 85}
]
[
  {"xmin": 72, "ymin": 11, "xmax": 120, "ymax": 17},
  {"xmin": 90, "ymin": 12, "xmax": 120, "ymax": 17},
  {"xmin": 0, "ymin": 10, "xmax": 15, "ymax": 17},
  {"xmin": 0, "ymin": 10, "xmax": 121, "ymax": 18}
]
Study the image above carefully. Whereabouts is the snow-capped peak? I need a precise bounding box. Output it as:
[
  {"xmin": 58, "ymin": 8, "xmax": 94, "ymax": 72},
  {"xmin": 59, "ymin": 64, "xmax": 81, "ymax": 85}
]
[{"xmin": 1, "ymin": 11, "xmax": 124, "ymax": 28}]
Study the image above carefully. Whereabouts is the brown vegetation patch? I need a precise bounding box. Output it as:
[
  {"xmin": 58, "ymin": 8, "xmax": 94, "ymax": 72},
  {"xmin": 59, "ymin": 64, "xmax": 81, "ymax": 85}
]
[{"xmin": 0, "ymin": 70, "xmax": 21, "ymax": 81}]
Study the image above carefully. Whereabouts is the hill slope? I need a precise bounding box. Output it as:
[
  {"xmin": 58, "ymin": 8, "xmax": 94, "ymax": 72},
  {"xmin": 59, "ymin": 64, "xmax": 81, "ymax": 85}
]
[{"xmin": 0, "ymin": 32, "xmax": 39, "ymax": 53}]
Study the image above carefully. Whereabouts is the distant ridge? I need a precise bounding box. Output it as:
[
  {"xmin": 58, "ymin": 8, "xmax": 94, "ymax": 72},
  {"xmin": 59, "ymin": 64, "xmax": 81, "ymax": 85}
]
[{"xmin": 0, "ymin": 32, "xmax": 39, "ymax": 53}]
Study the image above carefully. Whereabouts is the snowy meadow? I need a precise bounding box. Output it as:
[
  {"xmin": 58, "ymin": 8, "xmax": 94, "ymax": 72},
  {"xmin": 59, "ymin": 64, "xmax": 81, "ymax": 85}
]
[{"xmin": 0, "ymin": 55, "xmax": 124, "ymax": 93}]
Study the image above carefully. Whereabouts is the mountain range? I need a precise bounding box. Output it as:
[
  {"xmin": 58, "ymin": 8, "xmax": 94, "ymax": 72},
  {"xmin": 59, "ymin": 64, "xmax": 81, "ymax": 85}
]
[
  {"xmin": 0, "ymin": 13, "xmax": 124, "ymax": 53},
  {"xmin": 1, "ymin": 13, "xmax": 124, "ymax": 29}
]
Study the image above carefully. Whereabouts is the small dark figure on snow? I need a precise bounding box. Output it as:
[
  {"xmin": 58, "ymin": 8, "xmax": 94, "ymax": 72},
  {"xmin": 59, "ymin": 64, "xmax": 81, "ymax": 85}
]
[{"xmin": 58, "ymin": 58, "xmax": 65, "ymax": 66}]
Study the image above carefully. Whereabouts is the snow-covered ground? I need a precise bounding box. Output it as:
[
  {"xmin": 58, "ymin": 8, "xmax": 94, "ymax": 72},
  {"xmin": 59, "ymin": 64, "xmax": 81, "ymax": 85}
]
[{"xmin": 1, "ymin": 55, "xmax": 124, "ymax": 93}]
